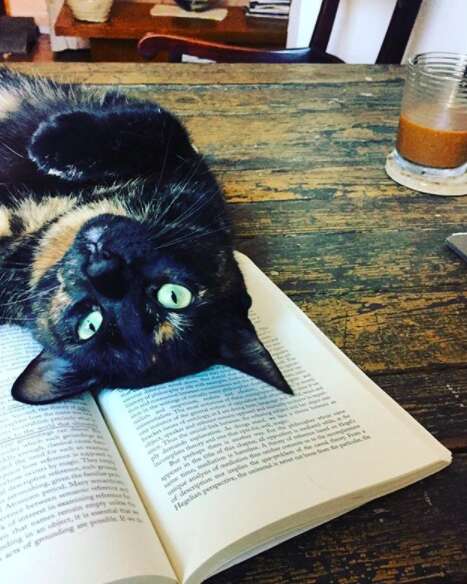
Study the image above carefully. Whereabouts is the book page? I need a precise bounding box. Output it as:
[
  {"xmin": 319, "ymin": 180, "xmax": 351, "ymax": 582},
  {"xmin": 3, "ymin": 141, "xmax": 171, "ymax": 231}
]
[
  {"xmin": 98, "ymin": 253, "xmax": 451, "ymax": 584},
  {"xmin": 0, "ymin": 325, "xmax": 176, "ymax": 584}
]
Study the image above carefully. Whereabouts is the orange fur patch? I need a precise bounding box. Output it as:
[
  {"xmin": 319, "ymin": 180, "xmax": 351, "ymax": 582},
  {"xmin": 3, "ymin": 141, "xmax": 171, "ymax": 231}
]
[
  {"xmin": 154, "ymin": 321, "xmax": 175, "ymax": 345},
  {"xmin": 49, "ymin": 285, "xmax": 72, "ymax": 325},
  {"xmin": 0, "ymin": 206, "xmax": 11, "ymax": 237},
  {"xmin": 16, "ymin": 197, "xmax": 77, "ymax": 234}
]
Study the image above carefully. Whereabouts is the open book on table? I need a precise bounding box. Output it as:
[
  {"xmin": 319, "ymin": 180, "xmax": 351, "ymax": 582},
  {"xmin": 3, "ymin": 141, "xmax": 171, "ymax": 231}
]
[{"xmin": 0, "ymin": 253, "xmax": 451, "ymax": 584}]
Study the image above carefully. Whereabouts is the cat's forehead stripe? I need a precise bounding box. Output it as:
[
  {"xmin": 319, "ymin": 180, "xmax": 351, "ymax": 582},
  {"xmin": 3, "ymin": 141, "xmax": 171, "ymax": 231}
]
[
  {"xmin": 31, "ymin": 201, "xmax": 129, "ymax": 285},
  {"xmin": 15, "ymin": 196, "xmax": 77, "ymax": 234}
]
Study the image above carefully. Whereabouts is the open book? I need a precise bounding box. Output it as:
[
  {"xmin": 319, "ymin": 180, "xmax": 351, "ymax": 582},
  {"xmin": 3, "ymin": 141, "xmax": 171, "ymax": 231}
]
[{"xmin": 0, "ymin": 253, "xmax": 451, "ymax": 584}]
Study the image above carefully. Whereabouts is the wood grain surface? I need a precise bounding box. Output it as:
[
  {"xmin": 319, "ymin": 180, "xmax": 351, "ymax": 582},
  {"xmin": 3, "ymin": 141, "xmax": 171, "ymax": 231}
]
[{"xmin": 8, "ymin": 63, "xmax": 466, "ymax": 584}]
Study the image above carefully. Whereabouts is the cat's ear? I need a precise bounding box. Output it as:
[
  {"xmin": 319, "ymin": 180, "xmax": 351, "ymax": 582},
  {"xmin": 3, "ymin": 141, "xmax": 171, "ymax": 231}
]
[
  {"xmin": 217, "ymin": 319, "xmax": 293, "ymax": 395},
  {"xmin": 11, "ymin": 351, "xmax": 97, "ymax": 405},
  {"xmin": 28, "ymin": 108, "xmax": 196, "ymax": 182}
]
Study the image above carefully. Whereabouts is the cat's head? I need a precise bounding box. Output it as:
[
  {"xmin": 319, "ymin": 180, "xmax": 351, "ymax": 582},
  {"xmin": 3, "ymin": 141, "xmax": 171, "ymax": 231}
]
[
  {"xmin": 12, "ymin": 207, "xmax": 291, "ymax": 404},
  {"xmin": 10, "ymin": 98, "xmax": 291, "ymax": 403}
]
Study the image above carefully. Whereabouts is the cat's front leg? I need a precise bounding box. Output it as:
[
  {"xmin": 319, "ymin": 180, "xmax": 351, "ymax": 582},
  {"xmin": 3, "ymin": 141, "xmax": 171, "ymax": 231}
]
[{"xmin": 28, "ymin": 106, "xmax": 198, "ymax": 184}]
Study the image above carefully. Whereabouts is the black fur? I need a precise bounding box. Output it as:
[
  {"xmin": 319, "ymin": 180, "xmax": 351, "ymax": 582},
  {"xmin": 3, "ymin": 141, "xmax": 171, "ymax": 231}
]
[{"xmin": 0, "ymin": 68, "xmax": 292, "ymax": 404}]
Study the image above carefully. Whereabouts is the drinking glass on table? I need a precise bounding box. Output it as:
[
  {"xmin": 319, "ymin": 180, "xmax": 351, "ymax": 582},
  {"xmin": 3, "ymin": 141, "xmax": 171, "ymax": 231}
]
[
  {"xmin": 386, "ymin": 52, "xmax": 467, "ymax": 196},
  {"xmin": 396, "ymin": 52, "xmax": 467, "ymax": 170}
]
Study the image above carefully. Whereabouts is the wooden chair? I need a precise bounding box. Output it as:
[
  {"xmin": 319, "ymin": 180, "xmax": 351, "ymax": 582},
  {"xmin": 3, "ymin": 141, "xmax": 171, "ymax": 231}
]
[
  {"xmin": 138, "ymin": 0, "xmax": 343, "ymax": 64},
  {"xmin": 376, "ymin": 0, "xmax": 423, "ymax": 64},
  {"xmin": 138, "ymin": 0, "xmax": 422, "ymax": 65}
]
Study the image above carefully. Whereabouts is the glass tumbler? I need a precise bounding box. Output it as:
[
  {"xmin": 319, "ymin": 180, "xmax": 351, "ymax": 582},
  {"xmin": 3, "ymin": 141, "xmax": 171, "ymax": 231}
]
[{"xmin": 396, "ymin": 52, "xmax": 467, "ymax": 171}]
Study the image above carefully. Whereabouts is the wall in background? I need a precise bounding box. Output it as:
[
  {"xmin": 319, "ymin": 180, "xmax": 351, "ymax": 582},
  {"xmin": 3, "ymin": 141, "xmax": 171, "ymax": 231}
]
[
  {"xmin": 7, "ymin": 0, "xmax": 48, "ymax": 30},
  {"xmin": 287, "ymin": 0, "xmax": 467, "ymax": 62},
  {"xmin": 287, "ymin": 0, "xmax": 321, "ymax": 50},
  {"xmin": 327, "ymin": 0, "xmax": 395, "ymax": 62},
  {"xmin": 403, "ymin": 0, "xmax": 467, "ymax": 61}
]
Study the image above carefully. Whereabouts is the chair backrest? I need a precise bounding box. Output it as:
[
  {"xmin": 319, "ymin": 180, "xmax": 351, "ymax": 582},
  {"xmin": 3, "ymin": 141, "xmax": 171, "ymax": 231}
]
[
  {"xmin": 376, "ymin": 0, "xmax": 423, "ymax": 64},
  {"xmin": 309, "ymin": 0, "xmax": 341, "ymax": 53},
  {"xmin": 138, "ymin": 0, "xmax": 421, "ymax": 65},
  {"xmin": 138, "ymin": 0, "xmax": 343, "ymax": 64},
  {"xmin": 138, "ymin": 34, "xmax": 343, "ymax": 64},
  {"xmin": 309, "ymin": 0, "xmax": 422, "ymax": 64}
]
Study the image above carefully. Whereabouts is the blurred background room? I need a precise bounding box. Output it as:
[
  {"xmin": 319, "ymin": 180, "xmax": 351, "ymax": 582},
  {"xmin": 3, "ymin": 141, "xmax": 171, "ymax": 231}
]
[{"xmin": 0, "ymin": 0, "xmax": 466, "ymax": 64}]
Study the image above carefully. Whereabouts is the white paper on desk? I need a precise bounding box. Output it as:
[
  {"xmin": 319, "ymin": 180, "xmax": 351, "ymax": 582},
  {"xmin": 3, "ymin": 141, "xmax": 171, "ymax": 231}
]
[{"xmin": 150, "ymin": 5, "xmax": 228, "ymax": 21}]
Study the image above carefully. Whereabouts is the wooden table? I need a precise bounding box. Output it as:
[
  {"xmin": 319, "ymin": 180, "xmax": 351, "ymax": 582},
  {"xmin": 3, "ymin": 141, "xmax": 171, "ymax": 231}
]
[
  {"xmin": 55, "ymin": 3, "xmax": 287, "ymax": 62},
  {"xmin": 12, "ymin": 63, "xmax": 467, "ymax": 583}
]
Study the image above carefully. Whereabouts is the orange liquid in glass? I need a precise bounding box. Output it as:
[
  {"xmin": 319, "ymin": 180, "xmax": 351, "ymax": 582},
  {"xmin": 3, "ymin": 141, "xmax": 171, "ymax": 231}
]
[{"xmin": 396, "ymin": 107, "xmax": 467, "ymax": 168}]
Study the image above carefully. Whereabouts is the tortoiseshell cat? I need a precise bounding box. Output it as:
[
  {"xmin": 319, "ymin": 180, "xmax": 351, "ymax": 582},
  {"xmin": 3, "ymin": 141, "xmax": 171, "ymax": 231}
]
[{"xmin": 0, "ymin": 68, "xmax": 291, "ymax": 404}]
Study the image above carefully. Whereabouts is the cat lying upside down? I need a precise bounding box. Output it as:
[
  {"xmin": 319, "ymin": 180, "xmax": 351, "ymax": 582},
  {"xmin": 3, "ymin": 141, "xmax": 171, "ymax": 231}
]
[{"xmin": 0, "ymin": 68, "xmax": 291, "ymax": 404}]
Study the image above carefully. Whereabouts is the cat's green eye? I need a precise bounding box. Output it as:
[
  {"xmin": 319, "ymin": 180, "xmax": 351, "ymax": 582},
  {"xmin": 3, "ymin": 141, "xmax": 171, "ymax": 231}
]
[
  {"xmin": 156, "ymin": 283, "xmax": 193, "ymax": 310},
  {"xmin": 77, "ymin": 309, "xmax": 103, "ymax": 341}
]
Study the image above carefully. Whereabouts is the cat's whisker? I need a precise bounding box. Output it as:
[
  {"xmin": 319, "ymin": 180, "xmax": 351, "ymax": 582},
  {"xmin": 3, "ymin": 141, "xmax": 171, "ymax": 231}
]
[
  {"xmin": 150, "ymin": 183, "xmax": 221, "ymax": 239},
  {"xmin": 0, "ymin": 264, "xmax": 33, "ymax": 270},
  {"xmin": 154, "ymin": 224, "xmax": 227, "ymax": 251},
  {"xmin": 0, "ymin": 317, "xmax": 37, "ymax": 323},
  {"xmin": 0, "ymin": 285, "xmax": 60, "ymax": 307},
  {"xmin": 150, "ymin": 183, "xmax": 188, "ymax": 229},
  {"xmin": 149, "ymin": 157, "xmax": 208, "ymax": 228},
  {"xmin": 0, "ymin": 141, "xmax": 25, "ymax": 159},
  {"xmin": 157, "ymin": 193, "xmax": 223, "ymax": 242},
  {"xmin": 155, "ymin": 129, "xmax": 173, "ymax": 200},
  {"xmin": 176, "ymin": 156, "xmax": 206, "ymax": 196}
]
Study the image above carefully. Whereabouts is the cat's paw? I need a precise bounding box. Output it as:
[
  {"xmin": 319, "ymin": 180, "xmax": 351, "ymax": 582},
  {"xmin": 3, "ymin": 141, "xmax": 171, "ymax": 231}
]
[
  {"xmin": 28, "ymin": 107, "xmax": 197, "ymax": 182},
  {"xmin": 28, "ymin": 111, "xmax": 102, "ymax": 181}
]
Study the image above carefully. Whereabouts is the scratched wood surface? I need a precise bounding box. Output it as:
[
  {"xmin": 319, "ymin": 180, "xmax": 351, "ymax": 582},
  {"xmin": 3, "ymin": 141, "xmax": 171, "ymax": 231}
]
[{"xmin": 10, "ymin": 64, "xmax": 467, "ymax": 583}]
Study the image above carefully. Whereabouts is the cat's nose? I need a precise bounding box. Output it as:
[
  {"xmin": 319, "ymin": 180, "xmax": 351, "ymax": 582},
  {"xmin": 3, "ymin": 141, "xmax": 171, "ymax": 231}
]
[{"xmin": 86, "ymin": 249, "xmax": 127, "ymax": 299}]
